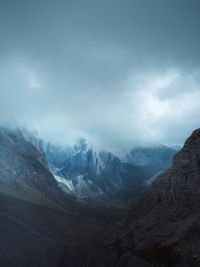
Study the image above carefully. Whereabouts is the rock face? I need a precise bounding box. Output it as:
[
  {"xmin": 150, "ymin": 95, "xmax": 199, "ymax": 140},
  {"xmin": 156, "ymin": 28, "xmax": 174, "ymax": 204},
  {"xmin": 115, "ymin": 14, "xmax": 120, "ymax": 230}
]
[
  {"xmin": 0, "ymin": 127, "xmax": 61, "ymax": 199},
  {"xmin": 136, "ymin": 128, "xmax": 200, "ymax": 208},
  {"xmin": 111, "ymin": 129, "xmax": 200, "ymax": 266}
]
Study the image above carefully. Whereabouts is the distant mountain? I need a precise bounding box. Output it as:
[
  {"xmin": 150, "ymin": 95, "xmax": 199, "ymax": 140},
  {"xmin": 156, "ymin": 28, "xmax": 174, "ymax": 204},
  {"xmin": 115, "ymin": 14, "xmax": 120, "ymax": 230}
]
[
  {"xmin": 44, "ymin": 138, "xmax": 146, "ymax": 202},
  {"xmin": 0, "ymin": 127, "xmax": 61, "ymax": 201},
  {"xmin": 44, "ymin": 139, "xmax": 176, "ymax": 202},
  {"xmin": 124, "ymin": 145, "xmax": 176, "ymax": 183}
]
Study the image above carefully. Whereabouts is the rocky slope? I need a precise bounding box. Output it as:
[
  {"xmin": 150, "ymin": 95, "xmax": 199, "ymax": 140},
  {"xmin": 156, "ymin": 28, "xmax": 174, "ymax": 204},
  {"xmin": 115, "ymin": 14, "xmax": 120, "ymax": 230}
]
[
  {"xmin": 104, "ymin": 129, "xmax": 200, "ymax": 266},
  {"xmin": 0, "ymin": 127, "xmax": 61, "ymax": 200}
]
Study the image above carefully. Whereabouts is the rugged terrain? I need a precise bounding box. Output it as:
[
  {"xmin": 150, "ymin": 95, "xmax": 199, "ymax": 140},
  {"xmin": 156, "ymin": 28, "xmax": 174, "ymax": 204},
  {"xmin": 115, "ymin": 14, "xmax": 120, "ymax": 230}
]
[
  {"xmin": 0, "ymin": 128, "xmax": 122, "ymax": 267},
  {"xmin": 44, "ymin": 139, "xmax": 146, "ymax": 200},
  {"xmin": 105, "ymin": 129, "xmax": 200, "ymax": 266},
  {"xmin": 44, "ymin": 139, "xmax": 175, "ymax": 204},
  {"xmin": 1, "ymin": 126, "xmax": 195, "ymax": 267}
]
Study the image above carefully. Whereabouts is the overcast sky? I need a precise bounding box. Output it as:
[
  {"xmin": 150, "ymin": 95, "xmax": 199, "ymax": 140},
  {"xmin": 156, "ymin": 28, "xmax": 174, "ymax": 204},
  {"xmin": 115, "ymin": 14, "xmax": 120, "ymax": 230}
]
[{"xmin": 0, "ymin": 0, "xmax": 200, "ymax": 152}]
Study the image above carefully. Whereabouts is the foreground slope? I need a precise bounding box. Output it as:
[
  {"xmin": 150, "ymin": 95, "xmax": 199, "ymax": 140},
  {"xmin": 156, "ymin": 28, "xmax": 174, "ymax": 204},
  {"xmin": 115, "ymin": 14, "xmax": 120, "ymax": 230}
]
[{"xmin": 107, "ymin": 129, "xmax": 200, "ymax": 266}]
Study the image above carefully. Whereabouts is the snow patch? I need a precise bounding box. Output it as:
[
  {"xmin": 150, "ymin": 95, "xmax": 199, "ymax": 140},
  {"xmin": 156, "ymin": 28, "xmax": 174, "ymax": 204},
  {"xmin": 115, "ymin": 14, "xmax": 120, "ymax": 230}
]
[{"xmin": 53, "ymin": 174, "xmax": 74, "ymax": 192}]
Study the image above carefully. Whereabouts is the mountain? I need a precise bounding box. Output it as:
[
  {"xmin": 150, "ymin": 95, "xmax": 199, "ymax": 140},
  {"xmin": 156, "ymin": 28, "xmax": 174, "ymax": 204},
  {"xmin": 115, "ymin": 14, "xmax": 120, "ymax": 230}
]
[
  {"xmin": 0, "ymin": 127, "xmax": 62, "ymax": 201},
  {"xmin": 44, "ymin": 138, "xmax": 147, "ymax": 202},
  {"xmin": 104, "ymin": 129, "xmax": 200, "ymax": 266},
  {"xmin": 44, "ymin": 139, "xmax": 176, "ymax": 203},
  {"xmin": 124, "ymin": 145, "xmax": 177, "ymax": 183},
  {"xmin": 0, "ymin": 126, "xmax": 187, "ymax": 267},
  {"xmin": 0, "ymin": 127, "xmax": 126, "ymax": 267}
]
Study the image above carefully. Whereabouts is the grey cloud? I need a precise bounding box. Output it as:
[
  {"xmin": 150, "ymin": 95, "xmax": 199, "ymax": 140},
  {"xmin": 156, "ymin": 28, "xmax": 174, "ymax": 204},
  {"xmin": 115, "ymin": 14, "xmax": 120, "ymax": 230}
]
[{"xmin": 0, "ymin": 0, "xmax": 200, "ymax": 152}]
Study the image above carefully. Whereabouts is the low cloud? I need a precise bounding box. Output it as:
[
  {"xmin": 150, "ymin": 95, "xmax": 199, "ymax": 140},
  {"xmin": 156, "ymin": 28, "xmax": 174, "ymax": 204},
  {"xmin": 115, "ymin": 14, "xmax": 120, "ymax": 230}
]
[{"xmin": 1, "ymin": 58, "xmax": 200, "ymax": 153}]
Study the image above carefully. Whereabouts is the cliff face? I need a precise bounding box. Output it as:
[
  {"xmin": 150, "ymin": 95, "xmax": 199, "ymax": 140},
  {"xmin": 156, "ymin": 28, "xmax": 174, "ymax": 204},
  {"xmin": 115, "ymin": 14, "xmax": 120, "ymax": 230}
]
[
  {"xmin": 113, "ymin": 129, "xmax": 200, "ymax": 266},
  {"xmin": 149, "ymin": 128, "xmax": 200, "ymax": 204}
]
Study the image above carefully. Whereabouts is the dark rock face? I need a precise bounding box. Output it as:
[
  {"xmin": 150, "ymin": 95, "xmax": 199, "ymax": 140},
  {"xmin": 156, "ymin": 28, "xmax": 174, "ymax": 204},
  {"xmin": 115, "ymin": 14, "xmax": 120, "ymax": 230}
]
[
  {"xmin": 112, "ymin": 129, "xmax": 200, "ymax": 266},
  {"xmin": 138, "ymin": 128, "xmax": 200, "ymax": 207}
]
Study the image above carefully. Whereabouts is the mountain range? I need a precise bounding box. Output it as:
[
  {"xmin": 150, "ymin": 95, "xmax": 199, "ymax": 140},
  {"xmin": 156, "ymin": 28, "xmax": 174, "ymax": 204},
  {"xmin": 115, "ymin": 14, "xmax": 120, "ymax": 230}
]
[
  {"xmin": 2, "ymin": 126, "xmax": 199, "ymax": 266},
  {"xmin": 44, "ymin": 138, "xmax": 176, "ymax": 203}
]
